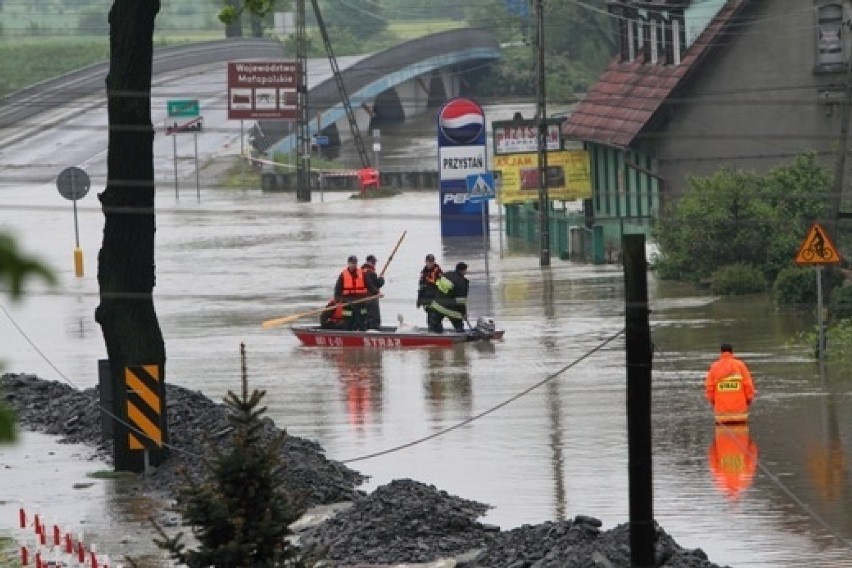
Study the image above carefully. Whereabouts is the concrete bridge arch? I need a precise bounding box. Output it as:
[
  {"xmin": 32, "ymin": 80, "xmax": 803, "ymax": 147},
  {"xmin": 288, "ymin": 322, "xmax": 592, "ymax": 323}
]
[{"xmin": 252, "ymin": 27, "xmax": 501, "ymax": 158}]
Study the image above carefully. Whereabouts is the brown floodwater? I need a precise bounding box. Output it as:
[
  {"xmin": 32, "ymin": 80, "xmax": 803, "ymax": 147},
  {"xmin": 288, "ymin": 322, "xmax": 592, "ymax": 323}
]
[{"xmin": 1, "ymin": 183, "xmax": 851, "ymax": 566}]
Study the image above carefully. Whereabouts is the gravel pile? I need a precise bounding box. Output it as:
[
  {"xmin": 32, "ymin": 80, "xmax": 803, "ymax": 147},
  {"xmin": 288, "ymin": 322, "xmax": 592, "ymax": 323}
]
[
  {"xmin": 1, "ymin": 373, "xmax": 730, "ymax": 568},
  {"xmin": 0, "ymin": 372, "xmax": 365, "ymax": 506}
]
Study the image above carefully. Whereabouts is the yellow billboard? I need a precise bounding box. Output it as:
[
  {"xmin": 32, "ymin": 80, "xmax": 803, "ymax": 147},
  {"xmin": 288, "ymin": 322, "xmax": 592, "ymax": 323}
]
[{"xmin": 495, "ymin": 150, "xmax": 591, "ymax": 204}]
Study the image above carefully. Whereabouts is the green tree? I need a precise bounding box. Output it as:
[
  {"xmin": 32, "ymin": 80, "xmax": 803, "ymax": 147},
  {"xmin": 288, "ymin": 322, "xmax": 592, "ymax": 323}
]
[
  {"xmin": 319, "ymin": 0, "xmax": 387, "ymax": 40},
  {"xmin": 463, "ymin": 0, "xmax": 616, "ymax": 101},
  {"xmin": 654, "ymin": 154, "xmax": 831, "ymax": 283},
  {"xmin": 0, "ymin": 234, "xmax": 55, "ymax": 443},
  {"xmin": 155, "ymin": 346, "xmax": 305, "ymax": 567}
]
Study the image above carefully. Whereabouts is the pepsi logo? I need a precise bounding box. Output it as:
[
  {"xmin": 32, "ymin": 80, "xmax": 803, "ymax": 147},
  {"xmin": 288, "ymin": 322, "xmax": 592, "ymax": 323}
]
[{"xmin": 438, "ymin": 98, "xmax": 485, "ymax": 145}]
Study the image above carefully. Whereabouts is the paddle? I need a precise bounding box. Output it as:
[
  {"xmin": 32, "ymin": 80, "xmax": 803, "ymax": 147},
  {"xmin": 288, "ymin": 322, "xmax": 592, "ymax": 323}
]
[
  {"xmin": 379, "ymin": 230, "xmax": 407, "ymax": 278},
  {"xmin": 261, "ymin": 294, "xmax": 383, "ymax": 329}
]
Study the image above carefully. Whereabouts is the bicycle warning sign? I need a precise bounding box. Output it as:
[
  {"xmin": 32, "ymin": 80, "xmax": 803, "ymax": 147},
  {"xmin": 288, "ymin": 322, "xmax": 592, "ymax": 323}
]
[{"xmin": 795, "ymin": 223, "xmax": 842, "ymax": 265}]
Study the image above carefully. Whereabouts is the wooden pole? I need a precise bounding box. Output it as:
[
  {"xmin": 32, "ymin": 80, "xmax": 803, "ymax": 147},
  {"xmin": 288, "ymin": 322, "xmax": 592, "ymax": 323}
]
[
  {"xmin": 379, "ymin": 231, "xmax": 407, "ymax": 277},
  {"xmin": 623, "ymin": 234, "xmax": 654, "ymax": 567}
]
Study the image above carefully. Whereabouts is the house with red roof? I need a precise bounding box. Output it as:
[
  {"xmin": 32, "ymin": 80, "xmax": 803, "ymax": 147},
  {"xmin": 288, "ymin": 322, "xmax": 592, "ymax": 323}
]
[{"xmin": 561, "ymin": 0, "xmax": 848, "ymax": 263}]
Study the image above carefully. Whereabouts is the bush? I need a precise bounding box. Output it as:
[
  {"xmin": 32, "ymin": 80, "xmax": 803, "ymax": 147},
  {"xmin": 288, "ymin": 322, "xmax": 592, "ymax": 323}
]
[
  {"xmin": 710, "ymin": 263, "xmax": 765, "ymax": 295},
  {"xmin": 831, "ymin": 284, "xmax": 852, "ymax": 320},
  {"xmin": 773, "ymin": 266, "xmax": 817, "ymax": 308}
]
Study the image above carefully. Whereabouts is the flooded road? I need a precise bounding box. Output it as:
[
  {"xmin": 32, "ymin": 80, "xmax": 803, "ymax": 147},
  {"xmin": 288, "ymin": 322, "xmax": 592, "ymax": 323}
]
[
  {"xmin": 1, "ymin": 183, "xmax": 851, "ymax": 566},
  {"xmin": 1, "ymin": 70, "xmax": 851, "ymax": 565}
]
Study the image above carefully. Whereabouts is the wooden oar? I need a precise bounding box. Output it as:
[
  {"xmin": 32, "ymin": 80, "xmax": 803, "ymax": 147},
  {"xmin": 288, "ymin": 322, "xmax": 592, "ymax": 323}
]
[
  {"xmin": 379, "ymin": 230, "xmax": 407, "ymax": 277},
  {"xmin": 261, "ymin": 294, "xmax": 383, "ymax": 329}
]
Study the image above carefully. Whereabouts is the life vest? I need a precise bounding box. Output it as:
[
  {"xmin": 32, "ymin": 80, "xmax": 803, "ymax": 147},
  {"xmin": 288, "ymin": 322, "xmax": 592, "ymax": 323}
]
[
  {"xmin": 421, "ymin": 264, "xmax": 442, "ymax": 284},
  {"xmin": 320, "ymin": 300, "xmax": 345, "ymax": 328},
  {"xmin": 435, "ymin": 275, "xmax": 454, "ymax": 295},
  {"xmin": 340, "ymin": 268, "xmax": 368, "ymax": 296}
]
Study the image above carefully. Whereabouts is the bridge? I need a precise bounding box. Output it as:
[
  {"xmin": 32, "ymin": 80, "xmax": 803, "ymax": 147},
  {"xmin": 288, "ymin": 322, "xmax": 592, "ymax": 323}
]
[{"xmin": 250, "ymin": 27, "xmax": 501, "ymax": 157}]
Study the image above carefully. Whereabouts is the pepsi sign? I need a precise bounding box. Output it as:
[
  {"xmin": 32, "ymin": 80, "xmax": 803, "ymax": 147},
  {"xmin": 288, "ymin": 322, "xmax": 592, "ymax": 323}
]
[
  {"xmin": 437, "ymin": 97, "xmax": 485, "ymax": 146},
  {"xmin": 437, "ymin": 97, "xmax": 488, "ymax": 237}
]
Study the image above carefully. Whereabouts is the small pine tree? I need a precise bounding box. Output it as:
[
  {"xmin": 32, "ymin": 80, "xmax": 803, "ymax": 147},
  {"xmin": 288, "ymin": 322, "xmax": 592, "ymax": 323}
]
[{"xmin": 154, "ymin": 343, "xmax": 305, "ymax": 567}]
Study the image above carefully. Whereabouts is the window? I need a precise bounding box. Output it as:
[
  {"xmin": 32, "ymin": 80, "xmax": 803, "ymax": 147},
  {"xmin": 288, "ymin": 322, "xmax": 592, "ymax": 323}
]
[
  {"xmin": 650, "ymin": 20, "xmax": 659, "ymax": 63},
  {"xmin": 817, "ymin": 3, "xmax": 845, "ymax": 67},
  {"xmin": 672, "ymin": 19, "xmax": 682, "ymax": 64}
]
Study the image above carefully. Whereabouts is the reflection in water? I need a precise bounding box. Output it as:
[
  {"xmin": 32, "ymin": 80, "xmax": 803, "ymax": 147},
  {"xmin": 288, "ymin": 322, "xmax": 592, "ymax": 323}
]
[
  {"xmin": 547, "ymin": 380, "xmax": 566, "ymax": 521},
  {"xmin": 707, "ymin": 423, "xmax": 758, "ymax": 501},
  {"xmin": 323, "ymin": 350, "xmax": 384, "ymax": 435},
  {"xmin": 424, "ymin": 346, "xmax": 472, "ymax": 423},
  {"xmin": 808, "ymin": 394, "xmax": 848, "ymax": 501}
]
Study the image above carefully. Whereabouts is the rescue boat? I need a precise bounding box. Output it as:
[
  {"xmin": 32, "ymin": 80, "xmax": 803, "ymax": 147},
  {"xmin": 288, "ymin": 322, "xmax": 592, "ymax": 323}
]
[{"xmin": 291, "ymin": 316, "xmax": 503, "ymax": 348}]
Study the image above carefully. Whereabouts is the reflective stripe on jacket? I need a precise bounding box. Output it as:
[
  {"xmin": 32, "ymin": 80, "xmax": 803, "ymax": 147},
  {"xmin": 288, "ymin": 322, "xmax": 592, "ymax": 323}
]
[{"xmin": 705, "ymin": 352, "xmax": 755, "ymax": 423}]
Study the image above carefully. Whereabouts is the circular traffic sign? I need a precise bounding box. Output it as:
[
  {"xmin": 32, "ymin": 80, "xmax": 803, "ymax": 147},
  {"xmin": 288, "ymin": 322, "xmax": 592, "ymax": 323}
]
[{"xmin": 56, "ymin": 166, "xmax": 91, "ymax": 201}]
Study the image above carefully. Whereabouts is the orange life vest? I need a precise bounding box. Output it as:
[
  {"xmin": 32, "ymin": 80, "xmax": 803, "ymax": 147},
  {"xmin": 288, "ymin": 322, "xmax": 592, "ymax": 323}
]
[{"xmin": 340, "ymin": 268, "xmax": 368, "ymax": 296}]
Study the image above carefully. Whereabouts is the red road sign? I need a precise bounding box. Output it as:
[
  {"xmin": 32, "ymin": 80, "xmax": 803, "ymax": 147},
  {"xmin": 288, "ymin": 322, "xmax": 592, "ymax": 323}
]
[
  {"xmin": 227, "ymin": 61, "xmax": 300, "ymax": 120},
  {"xmin": 165, "ymin": 116, "xmax": 204, "ymax": 135}
]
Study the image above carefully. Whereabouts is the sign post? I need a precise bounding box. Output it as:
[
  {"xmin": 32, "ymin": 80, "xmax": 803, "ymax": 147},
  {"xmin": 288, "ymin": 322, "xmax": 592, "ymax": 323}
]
[
  {"xmin": 166, "ymin": 98, "xmax": 203, "ymax": 200},
  {"xmin": 467, "ymin": 171, "xmax": 496, "ymax": 314},
  {"xmin": 795, "ymin": 223, "xmax": 843, "ymax": 361},
  {"xmin": 56, "ymin": 166, "xmax": 91, "ymax": 277}
]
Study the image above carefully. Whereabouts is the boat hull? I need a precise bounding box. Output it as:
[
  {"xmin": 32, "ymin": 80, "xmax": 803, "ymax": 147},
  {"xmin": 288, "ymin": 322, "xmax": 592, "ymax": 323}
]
[{"xmin": 291, "ymin": 325, "xmax": 504, "ymax": 348}]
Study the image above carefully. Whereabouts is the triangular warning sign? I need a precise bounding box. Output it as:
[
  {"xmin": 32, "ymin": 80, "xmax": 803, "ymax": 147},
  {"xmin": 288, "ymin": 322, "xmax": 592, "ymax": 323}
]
[{"xmin": 795, "ymin": 223, "xmax": 842, "ymax": 265}]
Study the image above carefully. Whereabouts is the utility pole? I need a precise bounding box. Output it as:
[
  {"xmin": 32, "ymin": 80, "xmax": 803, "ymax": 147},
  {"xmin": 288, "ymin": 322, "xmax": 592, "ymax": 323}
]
[
  {"xmin": 535, "ymin": 0, "xmax": 550, "ymax": 267},
  {"xmin": 295, "ymin": 0, "xmax": 311, "ymax": 201},
  {"xmin": 825, "ymin": 28, "xmax": 852, "ymax": 321}
]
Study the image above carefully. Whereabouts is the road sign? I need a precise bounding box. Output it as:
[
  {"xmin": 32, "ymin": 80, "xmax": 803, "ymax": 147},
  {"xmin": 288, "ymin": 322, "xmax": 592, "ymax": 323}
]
[
  {"xmin": 167, "ymin": 99, "xmax": 200, "ymax": 118},
  {"xmin": 56, "ymin": 166, "xmax": 90, "ymax": 201},
  {"xmin": 165, "ymin": 116, "xmax": 204, "ymax": 135},
  {"xmin": 795, "ymin": 223, "xmax": 842, "ymax": 265},
  {"xmin": 314, "ymin": 135, "xmax": 329, "ymax": 146},
  {"xmin": 466, "ymin": 172, "xmax": 496, "ymax": 203},
  {"xmin": 227, "ymin": 61, "xmax": 300, "ymax": 120}
]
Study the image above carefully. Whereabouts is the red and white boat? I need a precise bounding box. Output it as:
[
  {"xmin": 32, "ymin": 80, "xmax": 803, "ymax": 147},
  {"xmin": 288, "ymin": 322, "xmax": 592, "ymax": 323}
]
[{"xmin": 291, "ymin": 317, "xmax": 504, "ymax": 348}]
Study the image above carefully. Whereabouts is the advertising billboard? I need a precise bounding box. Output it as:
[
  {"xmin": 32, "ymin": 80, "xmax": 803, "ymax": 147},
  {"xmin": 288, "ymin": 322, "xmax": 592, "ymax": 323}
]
[
  {"xmin": 495, "ymin": 150, "xmax": 592, "ymax": 204},
  {"xmin": 437, "ymin": 97, "xmax": 488, "ymax": 237}
]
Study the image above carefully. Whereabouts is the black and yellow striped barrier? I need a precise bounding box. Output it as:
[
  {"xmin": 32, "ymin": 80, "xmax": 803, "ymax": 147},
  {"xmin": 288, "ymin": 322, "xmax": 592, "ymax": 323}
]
[
  {"xmin": 125, "ymin": 365, "xmax": 163, "ymax": 451},
  {"xmin": 103, "ymin": 362, "xmax": 169, "ymax": 473}
]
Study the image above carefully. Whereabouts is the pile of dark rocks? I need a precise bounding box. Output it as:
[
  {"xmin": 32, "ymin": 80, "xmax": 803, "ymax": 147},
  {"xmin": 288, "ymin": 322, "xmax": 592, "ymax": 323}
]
[{"xmin": 1, "ymin": 373, "xmax": 729, "ymax": 567}]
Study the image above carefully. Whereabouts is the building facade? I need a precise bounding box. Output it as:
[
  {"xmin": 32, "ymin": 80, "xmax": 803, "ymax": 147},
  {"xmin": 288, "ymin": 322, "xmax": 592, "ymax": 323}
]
[{"xmin": 561, "ymin": 0, "xmax": 851, "ymax": 262}]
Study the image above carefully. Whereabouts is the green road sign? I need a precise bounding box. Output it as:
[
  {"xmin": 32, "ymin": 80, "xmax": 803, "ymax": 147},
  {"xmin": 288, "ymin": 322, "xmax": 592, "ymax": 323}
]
[{"xmin": 167, "ymin": 99, "xmax": 200, "ymax": 117}]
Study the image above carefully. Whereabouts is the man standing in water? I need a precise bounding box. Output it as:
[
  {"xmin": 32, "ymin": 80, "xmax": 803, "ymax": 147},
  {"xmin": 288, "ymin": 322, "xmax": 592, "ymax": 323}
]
[{"xmin": 705, "ymin": 343, "xmax": 756, "ymax": 423}]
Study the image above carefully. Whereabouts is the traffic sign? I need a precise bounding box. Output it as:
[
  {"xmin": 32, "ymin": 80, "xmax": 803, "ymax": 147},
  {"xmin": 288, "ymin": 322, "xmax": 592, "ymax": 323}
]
[
  {"xmin": 795, "ymin": 223, "xmax": 842, "ymax": 265},
  {"xmin": 165, "ymin": 116, "xmax": 204, "ymax": 135},
  {"xmin": 466, "ymin": 172, "xmax": 496, "ymax": 203},
  {"xmin": 56, "ymin": 166, "xmax": 90, "ymax": 201},
  {"xmin": 167, "ymin": 99, "xmax": 200, "ymax": 117},
  {"xmin": 227, "ymin": 61, "xmax": 300, "ymax": 120},
  {"xmin": 314, "ymin": 135, "xmax": 329, "ymax": 146}
]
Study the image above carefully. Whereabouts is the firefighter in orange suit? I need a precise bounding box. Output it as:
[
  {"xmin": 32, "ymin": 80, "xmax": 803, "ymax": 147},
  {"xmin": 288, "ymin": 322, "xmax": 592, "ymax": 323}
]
[
  {"xmin": 705, "ymin": 343, "xmax": 756, "ymax": 424},
  {"xmin": 708, "ymin": 423, "xmax": 758, "ymax": 501}
]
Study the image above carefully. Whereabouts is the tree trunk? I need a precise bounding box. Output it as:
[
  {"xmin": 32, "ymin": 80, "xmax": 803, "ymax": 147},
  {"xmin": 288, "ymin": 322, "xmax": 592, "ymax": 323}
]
[{"xmin": 96, "ymin": 1, "xmax": 165, "ymax": 392}]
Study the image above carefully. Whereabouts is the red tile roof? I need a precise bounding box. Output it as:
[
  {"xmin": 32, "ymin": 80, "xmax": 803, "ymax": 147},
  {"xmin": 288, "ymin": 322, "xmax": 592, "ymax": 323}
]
[{"xmin": 562, "ymin": 0, "xmax": 749, "ymax": 149}]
